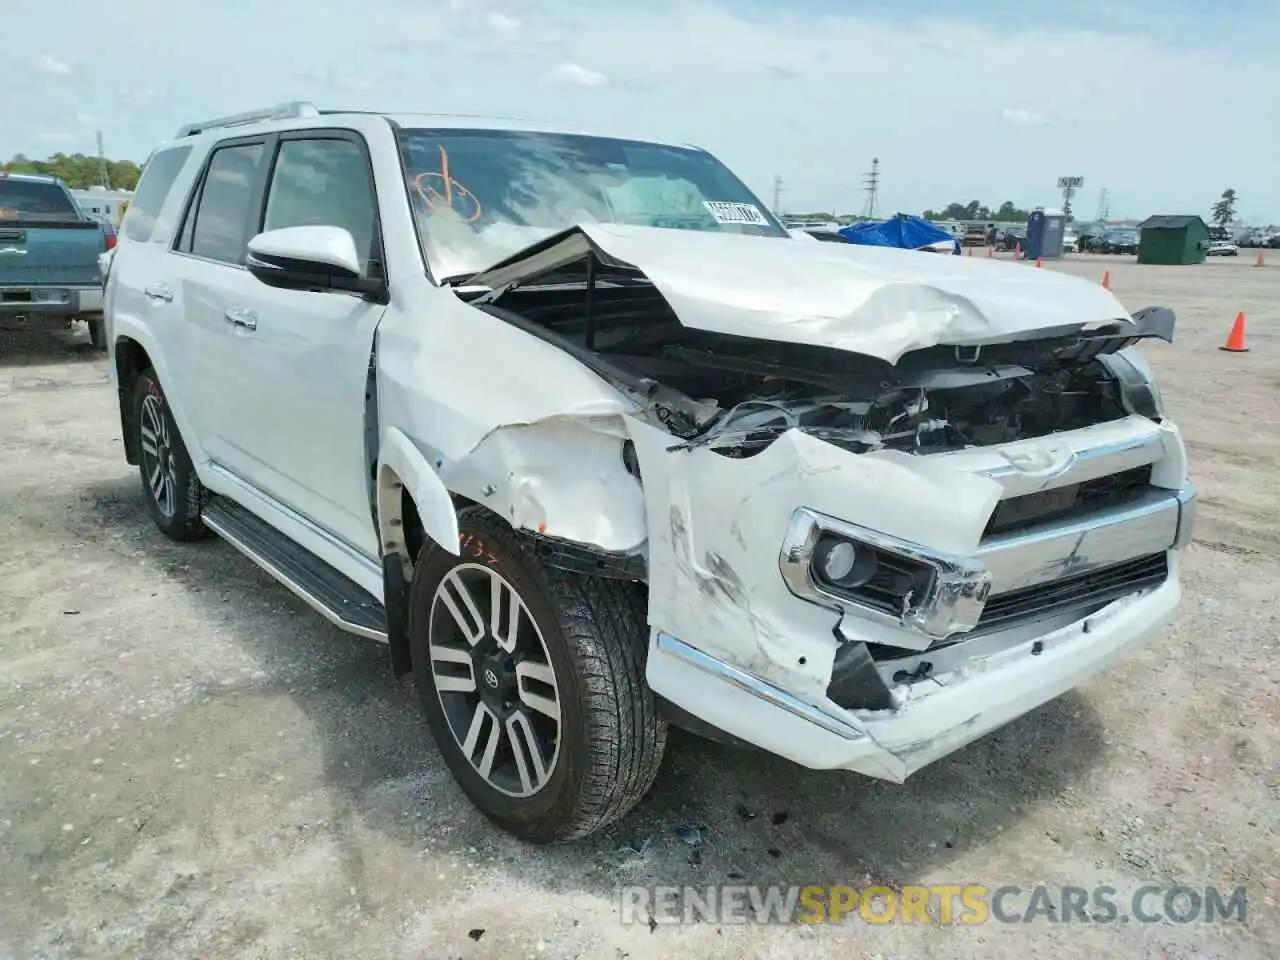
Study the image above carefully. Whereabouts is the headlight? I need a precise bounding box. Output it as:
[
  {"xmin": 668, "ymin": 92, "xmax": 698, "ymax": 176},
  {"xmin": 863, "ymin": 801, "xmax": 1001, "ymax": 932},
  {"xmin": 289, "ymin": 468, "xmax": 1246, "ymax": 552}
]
[{"xmin": 1101, "ymin": 346, "xmax": 1165, "ymax": 420}]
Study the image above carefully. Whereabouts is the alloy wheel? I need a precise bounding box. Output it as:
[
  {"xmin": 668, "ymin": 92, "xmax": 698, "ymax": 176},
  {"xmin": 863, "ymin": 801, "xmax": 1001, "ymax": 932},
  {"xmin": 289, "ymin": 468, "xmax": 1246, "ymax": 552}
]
[
  {"xmin": 428, "ymin": 563, "xmax": 562, "ymax": 798},
  {"xmin": 138, "ymin": 394, "xmax": 178, "ymax": 519}
]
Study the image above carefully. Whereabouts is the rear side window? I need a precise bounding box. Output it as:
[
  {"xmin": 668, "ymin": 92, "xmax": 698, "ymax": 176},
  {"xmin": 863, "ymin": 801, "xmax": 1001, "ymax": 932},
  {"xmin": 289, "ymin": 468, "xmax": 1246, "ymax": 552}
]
[
  {"xmin": 0, "ymin": 178, "xmax": 78, "ymax": 220},
  {"xmin": 184, "ymin": 142, "xmax": 265, "ymax": 265},
  {"xmin": 122, "ymin": 145, "xmax": 193, "ymax": 242}
]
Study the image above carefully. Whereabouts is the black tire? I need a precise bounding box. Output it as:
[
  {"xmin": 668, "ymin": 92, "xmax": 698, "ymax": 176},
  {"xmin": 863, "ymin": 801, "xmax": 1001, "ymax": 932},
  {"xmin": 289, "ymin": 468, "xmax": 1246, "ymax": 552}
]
[
  {"xmin": 133, "ymin": 368, "xmax": 208, "ymax": 541},
  {"xmin": 408, "ymin": 506, "xmax": 665, "ymax": 843},
  {"xmin": 86, "ymin": 317, "xmax": 106, "ymax": 350}
]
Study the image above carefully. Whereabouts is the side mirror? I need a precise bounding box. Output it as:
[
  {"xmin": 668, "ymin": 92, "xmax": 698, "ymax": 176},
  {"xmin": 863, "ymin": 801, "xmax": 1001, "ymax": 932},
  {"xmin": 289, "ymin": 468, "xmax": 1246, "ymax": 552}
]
[{"xmin": 246, "ymin": 226, "xmax": 386, "ymax": 301}]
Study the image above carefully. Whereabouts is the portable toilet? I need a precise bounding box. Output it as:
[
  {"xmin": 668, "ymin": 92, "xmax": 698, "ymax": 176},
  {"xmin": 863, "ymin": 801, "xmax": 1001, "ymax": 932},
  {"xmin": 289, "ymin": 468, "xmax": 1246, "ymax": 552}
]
[{"xmin": 1023, "ymin": 207, "xmax": 1066, "ymax": 260}]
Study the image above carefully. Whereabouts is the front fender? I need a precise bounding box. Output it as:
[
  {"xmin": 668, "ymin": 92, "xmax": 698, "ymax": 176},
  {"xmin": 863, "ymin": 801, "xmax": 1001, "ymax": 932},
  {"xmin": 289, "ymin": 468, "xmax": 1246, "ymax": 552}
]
[{"xmin": 378, "ymin": 425, "xmax": 460, "ymax": 558}]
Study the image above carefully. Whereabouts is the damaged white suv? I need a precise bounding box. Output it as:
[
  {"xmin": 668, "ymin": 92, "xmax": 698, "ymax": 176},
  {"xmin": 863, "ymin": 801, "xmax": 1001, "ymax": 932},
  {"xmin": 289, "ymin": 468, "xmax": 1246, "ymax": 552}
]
[{"xmin": 104, "ymin": 103, "xmax": 1194, "ymax": 841}]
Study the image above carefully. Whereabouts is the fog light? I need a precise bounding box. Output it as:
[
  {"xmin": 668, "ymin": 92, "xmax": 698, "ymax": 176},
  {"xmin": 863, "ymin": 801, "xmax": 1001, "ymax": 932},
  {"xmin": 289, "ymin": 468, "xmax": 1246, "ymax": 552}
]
[
  {"xmin": 813, "ymin": 535, "xmax": 877, "ymax": 589},
  {"xmin": 821, "ymin": 541, "xmax": 857, "ymax": 581}
]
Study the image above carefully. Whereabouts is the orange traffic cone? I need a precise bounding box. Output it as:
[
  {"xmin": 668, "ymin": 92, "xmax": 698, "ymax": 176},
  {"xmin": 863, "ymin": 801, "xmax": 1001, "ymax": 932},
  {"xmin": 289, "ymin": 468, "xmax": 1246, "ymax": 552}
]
[
  {"xmin": 1014, "ymin": 241, "xmax": 1022, "ymax": 259},
  {"xmin": 1101, "ymin": 269, "xmax": 1111, "ymax": 290},
  {"xmin": 966, "ymin": 245, "xmax": 972, "ymax": 257},
  {"xmin": 1219, "ymin": 312, "xmax": 1249, "ymax": 353},
  {"xmin": 1256, "ymin": 249, "xmax": 1266, "ymax": 267},
  {"xmin": 1035, "ymin": 256, "xmax": 1043, "ymax": 268}
]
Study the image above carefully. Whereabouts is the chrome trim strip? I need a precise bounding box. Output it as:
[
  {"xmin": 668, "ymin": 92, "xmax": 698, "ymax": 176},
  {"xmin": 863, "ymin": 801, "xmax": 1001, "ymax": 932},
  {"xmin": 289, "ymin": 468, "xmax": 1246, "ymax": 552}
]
[
  {"xmin": 1175, "ymin": 481, "xmax": 1197, "ymax": 549},
  {"xmin": 779, "ymin": 509, "xmax": 991, "ymax": 639},
  {"xmin": 976, "ymin": 429, "xmax": 1167, "ymax": 495},
  {"xmin": 203, "ymin": 511, "xmax": 389, "ymax": 643},
  {"xmin": 976, "ymin": 490, "xmax": 1181, "ymax": 593},
  {"xmin": 655, "ymin": 633, "xmax": 863, "ymax": 740}
]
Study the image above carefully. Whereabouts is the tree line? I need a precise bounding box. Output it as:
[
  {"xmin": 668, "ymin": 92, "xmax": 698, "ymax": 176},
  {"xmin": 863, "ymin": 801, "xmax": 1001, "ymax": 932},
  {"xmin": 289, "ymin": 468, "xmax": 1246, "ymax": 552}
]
[
  {"xmin": 2, "ymin": 152, "xmax": 143, "ymax": 191},
  {"xmin": 920, "ymin": 200, "xmax": 1031, "ymax": 223}
]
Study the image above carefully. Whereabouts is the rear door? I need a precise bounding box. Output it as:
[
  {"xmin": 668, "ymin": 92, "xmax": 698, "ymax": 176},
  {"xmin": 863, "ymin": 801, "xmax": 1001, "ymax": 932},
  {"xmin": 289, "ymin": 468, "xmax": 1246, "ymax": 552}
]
[{"xmin": 166, "ymin": 135, "xmax": 274, "ymax": 468}]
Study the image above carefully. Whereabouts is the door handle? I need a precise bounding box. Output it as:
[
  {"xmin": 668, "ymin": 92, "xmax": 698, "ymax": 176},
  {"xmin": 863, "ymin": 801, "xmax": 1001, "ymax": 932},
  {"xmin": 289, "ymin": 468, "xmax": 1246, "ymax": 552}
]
[
  {"xmin": 144, "ymin": 283, "xmax": 174, "ymax": 303},
  {"xmin": 223, "ymin": 307, "xmax": 258, "ymax": 330}
]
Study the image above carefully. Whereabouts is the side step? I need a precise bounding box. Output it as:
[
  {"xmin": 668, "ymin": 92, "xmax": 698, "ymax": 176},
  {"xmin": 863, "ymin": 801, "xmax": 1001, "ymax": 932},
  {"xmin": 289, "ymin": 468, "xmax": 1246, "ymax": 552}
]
[{"xmin": 202, "ymin": 496, "xmax": 388, "ymax": 641}]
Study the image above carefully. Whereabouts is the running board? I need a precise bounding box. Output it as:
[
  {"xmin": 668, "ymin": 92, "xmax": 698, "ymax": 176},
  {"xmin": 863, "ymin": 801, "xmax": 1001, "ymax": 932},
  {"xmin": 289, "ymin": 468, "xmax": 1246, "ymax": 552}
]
[{"xmin": 202, "ymin": 496, "xmax": 388, "ymax": 641}]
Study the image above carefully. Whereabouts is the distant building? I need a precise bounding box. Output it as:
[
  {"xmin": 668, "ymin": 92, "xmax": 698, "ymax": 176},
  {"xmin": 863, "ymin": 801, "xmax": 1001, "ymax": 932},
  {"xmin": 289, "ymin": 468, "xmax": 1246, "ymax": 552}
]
[{"xmin": 71, "ymin": 187, "xmax": 133, "ymax": 227}]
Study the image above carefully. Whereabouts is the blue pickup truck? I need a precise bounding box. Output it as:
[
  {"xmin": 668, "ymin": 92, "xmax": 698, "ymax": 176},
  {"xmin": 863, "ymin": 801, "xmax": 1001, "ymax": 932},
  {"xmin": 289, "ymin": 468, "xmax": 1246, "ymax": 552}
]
[{"xmin": 0, "ymin": 171, "xmax": 114, "ymax": 348}]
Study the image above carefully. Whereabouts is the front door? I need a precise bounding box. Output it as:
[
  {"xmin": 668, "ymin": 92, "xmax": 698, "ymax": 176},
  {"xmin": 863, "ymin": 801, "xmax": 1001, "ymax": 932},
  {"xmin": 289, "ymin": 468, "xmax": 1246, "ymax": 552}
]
[{"xmin": 211, "ymin": 131, "xmax": 388, "ymax": 557}]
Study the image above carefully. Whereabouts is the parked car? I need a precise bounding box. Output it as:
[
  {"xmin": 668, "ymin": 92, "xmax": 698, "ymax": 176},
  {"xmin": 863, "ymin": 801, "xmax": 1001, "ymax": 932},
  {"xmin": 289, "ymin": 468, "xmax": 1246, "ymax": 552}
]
[
  {"xmin": 104, "ymin": 102, "xmax": 1195, "ymax": 843},
  {"xmin": 0, "ymin": 171, "xmax": 115, "ymax": 347},
  {"xmin": 1062, "ymin": 228, "xmax": 1079, "ymax": 252},
  {"xmin": 1090, "ymin": 229, "xmax": 1140, "ymax": 255},
  {"xmin": 1206, "ymin": 240, "xmax": 1239, "ymax": 257}
]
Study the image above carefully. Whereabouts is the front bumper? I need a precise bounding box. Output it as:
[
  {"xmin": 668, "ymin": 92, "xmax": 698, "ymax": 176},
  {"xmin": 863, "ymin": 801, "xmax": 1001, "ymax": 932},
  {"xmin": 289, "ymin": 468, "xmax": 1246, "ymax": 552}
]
[
  {"xmin": 650, "ymin": 565, "xmax": 1180, "ymax": 780},
  {"xmin": 0, "ymin": 285, "xmax": 102, "ymax": 318},
  {"xmin": 632, "ymin": 412, "xmax": 1194, "ymax": 781}
]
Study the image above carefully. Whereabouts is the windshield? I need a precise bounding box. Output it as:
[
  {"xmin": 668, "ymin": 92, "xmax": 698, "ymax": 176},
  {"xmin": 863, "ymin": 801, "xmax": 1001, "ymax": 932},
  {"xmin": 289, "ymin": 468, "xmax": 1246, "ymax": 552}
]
[
  {"xmin": 395, "ymin": 127, "xmax": 787, "ymax": 281},
  {"xmin": 0, "ymin": 177, "xmax": 79, "ymax": 220}
]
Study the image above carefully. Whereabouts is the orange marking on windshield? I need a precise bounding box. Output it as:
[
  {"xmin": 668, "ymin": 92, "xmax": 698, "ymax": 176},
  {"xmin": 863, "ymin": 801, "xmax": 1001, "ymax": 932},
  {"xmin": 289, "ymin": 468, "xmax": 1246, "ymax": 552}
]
[{"xmin": 412, "ymin": 145, "xmax": 481, "ymax": 222}]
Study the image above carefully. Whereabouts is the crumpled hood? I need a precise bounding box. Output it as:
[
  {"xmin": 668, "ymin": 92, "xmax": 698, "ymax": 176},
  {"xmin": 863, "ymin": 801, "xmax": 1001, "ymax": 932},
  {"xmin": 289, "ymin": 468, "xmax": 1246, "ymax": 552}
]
[{"xmin": 469, "ymin": 223, "xmax": 1136, "ymax": 363}]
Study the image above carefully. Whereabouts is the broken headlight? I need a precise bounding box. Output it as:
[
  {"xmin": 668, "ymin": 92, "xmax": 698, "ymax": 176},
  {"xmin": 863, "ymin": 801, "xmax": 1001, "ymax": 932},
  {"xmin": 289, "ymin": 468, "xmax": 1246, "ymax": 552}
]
[{"xmin": 1101, "ymin": 347, "xmax": 1165, "ymax": 421}]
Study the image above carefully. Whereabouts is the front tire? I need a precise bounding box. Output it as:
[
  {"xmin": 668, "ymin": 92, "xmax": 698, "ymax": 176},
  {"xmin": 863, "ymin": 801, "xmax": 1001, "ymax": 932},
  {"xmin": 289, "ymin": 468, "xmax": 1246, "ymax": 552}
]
[
  {"xmin": 133, "ymin": 369, "xmax": 208, "ymax": 541},
  {"xmin": 409, "ymin": 507, "xmax": 665, "ymax": 843}
]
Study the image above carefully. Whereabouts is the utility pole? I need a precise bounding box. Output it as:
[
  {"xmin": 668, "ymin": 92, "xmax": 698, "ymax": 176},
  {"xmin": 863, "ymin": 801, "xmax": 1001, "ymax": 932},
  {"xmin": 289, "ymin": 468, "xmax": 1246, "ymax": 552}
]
[
  {"xmin": 860, "ymin": 158, "xmax": 880, "ymax": 219},
  {"xmin": 96, "ymin": 131, "xmax": 111, "ymax": 190},
  {"xmin": 772, "ymin": 175, "xmax": 784, "ymax": 216}
]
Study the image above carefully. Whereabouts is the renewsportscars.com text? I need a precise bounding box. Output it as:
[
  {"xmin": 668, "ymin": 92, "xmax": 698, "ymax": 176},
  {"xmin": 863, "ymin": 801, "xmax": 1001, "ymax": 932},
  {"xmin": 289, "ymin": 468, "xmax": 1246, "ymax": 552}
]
[{"xmin": 619, "ymin": 884, "xmax": 1248, "ymax": 926}]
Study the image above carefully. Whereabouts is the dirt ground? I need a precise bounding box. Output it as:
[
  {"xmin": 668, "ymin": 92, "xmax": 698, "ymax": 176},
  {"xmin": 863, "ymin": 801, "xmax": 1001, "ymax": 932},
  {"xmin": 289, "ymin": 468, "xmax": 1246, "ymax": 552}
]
[{"xmin": 1, "ymin": 253, "xmax": 1277, "ymax": 960}]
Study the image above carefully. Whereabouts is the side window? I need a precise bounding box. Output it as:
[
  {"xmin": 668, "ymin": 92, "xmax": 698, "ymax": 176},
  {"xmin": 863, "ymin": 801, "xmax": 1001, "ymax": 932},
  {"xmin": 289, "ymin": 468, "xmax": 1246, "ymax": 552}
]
[
  {"xmin": 187, "ymin": 142, "xmax": 264, "ymax": 264},
  {"xmin": 262, "ymin": 137, "xmax": 377, "ymax": 273},
  {"xmin": 122, "ymin": 145, "xmax": 193, "ymax": 243}
]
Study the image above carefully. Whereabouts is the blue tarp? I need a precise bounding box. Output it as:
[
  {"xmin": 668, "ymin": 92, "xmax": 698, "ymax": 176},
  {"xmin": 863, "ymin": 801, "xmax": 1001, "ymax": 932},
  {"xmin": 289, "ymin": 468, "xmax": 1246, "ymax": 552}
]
[{"xmin": 837, "ymin": 214, "xmax": 961, "ymax": 254}]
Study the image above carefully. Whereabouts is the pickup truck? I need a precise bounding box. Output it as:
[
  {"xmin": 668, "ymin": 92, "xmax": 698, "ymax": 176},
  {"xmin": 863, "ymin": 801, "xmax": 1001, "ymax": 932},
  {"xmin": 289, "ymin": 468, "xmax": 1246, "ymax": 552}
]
[
  {"xmin": 104, "ymin": 102, "xmax": 1194, "ymax": 843},
  {"xmin": 0, "ymin": 171, "xmax": 114, "ymax": 348}
]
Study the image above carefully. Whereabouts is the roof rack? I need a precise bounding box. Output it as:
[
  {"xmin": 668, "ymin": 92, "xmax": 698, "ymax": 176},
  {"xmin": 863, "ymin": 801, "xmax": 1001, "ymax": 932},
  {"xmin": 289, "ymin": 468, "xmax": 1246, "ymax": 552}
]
[{"xmin": 175, "ymin": 101, "xmax": 320, "ymax": 138}]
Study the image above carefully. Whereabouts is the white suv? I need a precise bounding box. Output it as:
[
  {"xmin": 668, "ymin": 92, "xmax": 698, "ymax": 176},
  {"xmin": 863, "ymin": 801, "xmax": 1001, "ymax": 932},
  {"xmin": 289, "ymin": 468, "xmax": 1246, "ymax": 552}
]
[{"xmin": 104, "ymin": 102, "xmax": 1195, "ymax": 842}]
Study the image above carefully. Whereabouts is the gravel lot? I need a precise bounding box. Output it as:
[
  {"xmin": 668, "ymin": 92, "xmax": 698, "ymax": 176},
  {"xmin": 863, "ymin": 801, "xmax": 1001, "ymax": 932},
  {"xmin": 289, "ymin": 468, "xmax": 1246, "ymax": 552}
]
[{"xmin": 1, "ymin": 253, "xmax": 1277, "ymax": 959}]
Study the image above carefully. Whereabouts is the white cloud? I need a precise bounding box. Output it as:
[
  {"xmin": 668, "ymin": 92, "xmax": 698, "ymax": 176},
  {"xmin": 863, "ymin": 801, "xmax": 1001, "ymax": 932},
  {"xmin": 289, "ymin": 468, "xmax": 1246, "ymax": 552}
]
[
  {"xmin": 77, "ymin": 112, "xmax": 97, "ymax": 126},
  {"xmin": 486, "ymin": 11, "xmax": 519, "ymax": 35},
  {"xmin": 2, "ymin": 0, "xmax": 1277, "ymax": 220},
  {"xmin": 33, "ymin": 54, "xmax": 73, "ymax": 75},
  {"xmin": 1002, "ymin": 107, "xmax": 1047, "ymax": 126},
  {"xmin": 549, "ymin": 62, "xmax": 608, "ymax": 87},
  {"xmin": 36, "ymin": 132, "xmax": 73, "ymax": 143}
]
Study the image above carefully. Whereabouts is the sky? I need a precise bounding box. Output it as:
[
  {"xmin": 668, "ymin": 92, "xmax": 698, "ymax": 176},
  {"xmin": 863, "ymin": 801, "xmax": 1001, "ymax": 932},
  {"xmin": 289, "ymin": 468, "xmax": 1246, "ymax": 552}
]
[{"xmin": 6, "ymin": 0, "xmax": 1279, "ymax": 222}]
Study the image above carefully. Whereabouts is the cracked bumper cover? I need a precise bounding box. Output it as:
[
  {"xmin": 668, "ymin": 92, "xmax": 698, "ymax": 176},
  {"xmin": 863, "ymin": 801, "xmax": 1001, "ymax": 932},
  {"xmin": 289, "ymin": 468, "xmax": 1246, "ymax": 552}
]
[
  {"xmin": 635, "ymin": 412, "xmax": 1194, "ymax": 781},
  {"xmin": 651, "ymin": 561, "xmax": 1181, "ymax": 781}
]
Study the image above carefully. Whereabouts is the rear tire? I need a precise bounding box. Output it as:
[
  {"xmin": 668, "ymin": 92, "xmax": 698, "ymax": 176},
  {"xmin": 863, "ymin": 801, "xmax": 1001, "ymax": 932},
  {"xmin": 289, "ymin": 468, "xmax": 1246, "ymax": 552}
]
[
  {"xmin": 133, "ymin": 368, "xmax": 208, "ymax": 541},
  {"xmin": 409, "ymin": 506, "xmax": 665, "ymax": 843},
  {"xmin": 86, "ymin": 318, "xmax": 106, "ymax": 350}
]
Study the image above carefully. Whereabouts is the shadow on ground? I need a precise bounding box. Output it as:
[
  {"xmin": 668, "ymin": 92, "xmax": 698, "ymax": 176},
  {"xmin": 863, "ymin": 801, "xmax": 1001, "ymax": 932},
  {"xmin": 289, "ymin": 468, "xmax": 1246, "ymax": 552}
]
[
  {"xmin": 0, "ymin": 322, "xmax": 101, "ymax": 368},
  {"xmin": 76, "ymin": 472, "xmax": 1108, "ymax": 900}
]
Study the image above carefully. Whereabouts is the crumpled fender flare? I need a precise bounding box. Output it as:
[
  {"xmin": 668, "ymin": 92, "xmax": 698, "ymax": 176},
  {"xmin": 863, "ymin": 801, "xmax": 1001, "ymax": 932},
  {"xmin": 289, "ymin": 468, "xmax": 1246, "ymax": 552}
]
[{"xmin": 377, "ymin": 426, "xmax": 460, "ymax": 559}]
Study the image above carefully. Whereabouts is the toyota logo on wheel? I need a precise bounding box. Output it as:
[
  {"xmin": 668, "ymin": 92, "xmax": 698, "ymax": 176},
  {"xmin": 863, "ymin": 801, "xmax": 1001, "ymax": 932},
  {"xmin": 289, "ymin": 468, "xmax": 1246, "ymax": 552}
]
[{"xmin": 483, "ymin": 668, "xmax": 500, "ymax": 689}]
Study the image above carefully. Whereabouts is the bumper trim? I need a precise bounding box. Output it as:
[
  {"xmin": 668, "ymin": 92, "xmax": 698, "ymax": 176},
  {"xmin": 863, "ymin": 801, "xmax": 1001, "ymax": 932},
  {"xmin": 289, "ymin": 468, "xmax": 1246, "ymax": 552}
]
[{"xmin": 654, "ymin": 633, "xmax": 864, "ymax": 741}]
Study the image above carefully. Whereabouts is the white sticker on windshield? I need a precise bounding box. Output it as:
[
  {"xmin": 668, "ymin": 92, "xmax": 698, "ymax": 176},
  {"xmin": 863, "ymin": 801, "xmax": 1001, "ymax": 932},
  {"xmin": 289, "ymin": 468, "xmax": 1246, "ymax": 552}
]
[{"xmin": 703, "ymin": 201, "xmax": 769, "ymax": 226}]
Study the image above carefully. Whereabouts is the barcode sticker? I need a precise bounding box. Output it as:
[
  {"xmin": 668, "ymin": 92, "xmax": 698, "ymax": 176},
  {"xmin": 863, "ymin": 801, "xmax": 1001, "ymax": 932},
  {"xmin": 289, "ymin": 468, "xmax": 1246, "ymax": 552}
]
[{"xmin": 703, "ymin": 201, "xmax": 769, "ymax": 226}]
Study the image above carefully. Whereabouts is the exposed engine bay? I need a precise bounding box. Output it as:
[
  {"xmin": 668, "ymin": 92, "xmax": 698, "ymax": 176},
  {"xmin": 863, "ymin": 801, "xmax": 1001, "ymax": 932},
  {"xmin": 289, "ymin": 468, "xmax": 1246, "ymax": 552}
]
[{"xmin": 469, "ymin": 256, "xmax": 1167, "ymax": 459}]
